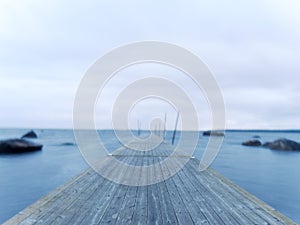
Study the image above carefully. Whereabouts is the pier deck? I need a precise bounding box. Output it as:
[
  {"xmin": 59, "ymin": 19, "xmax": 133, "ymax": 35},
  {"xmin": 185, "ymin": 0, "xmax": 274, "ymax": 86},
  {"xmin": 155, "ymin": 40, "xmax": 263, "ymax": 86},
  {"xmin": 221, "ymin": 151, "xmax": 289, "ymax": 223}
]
[{"xmin": 4, "ymin": 141, "xmax": 296, "ymax": 225}]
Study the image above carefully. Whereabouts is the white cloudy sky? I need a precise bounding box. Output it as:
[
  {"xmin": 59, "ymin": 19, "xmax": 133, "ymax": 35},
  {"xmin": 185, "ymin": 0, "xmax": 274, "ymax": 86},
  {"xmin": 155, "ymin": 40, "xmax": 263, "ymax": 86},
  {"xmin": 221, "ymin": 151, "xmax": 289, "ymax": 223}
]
[{"xmin": 0, "ymin": 0, "xmax": 299, "ymax": 130}]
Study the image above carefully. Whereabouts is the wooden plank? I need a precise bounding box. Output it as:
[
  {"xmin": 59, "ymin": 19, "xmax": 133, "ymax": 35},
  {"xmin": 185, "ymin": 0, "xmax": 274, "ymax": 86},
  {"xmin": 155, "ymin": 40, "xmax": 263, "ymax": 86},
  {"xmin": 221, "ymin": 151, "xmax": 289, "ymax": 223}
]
[
  {"xmin": 43, "ymin": 173, "xmax": 104, "ymax": 225},
  {"xmin": 164, "ymin": 159, "xmax": 214, "ymax": 225},
  {"xmin": 155, "ymin": 180, "xmax": 179, "ymax": 225},
  {"xmin": 83, "ymin": 152, "xmax": 137, "ymax": 224},
  {"xmin": 98, "ymin": 155, "xmax": 139, "ymax": 224},
  {"xmin": 186, "ymin": 159, "xmax": 285, "ymax": 225},
  {"xmin": 114, "ymin": 155, "xmax": 140, "ymax": 225},
  {"xmin": 161, "ymin": 159, "xmax": 195, "ymax": 225},
  {"xmin": 69, "ymin": 179, "xmax": 115, "ymax": 225},
  {"xmin": 19, "ymin": 170, "xmax": 98, "ymax": 225},
  {"xmin": 49, "ymin": 154, "xmax": 127, "ymax": 225},
  {"xmin": 147, "ymin": 151, "xmax": 163, "ymax": 225},
  {"xmin": 152, "ymin": 153, "xmax": 179, "ymax": 225},
  {"xmin": 54, "ymin": 157, "xmax": 125, "ymax": 225},
  {"xmin": 4, "ymin": 140, "xmax": 297, "ymax": 225},
  {"xmin": 98, "ymin": 184, "xmax": 129, "ymax": 224},
  {"xmin": 114, "ymin": 185, "xmax": 138, "ymax": 225},
  {"xmin": 185, "ymin": 159, "xmax": 262, "ymax": 224},
  {"xmin": 3, "ymin": 169, "xmax": 91, "ymax": 225},
  {"xmin": 173, "ymin": 158, "xmax": 240, "ymax": 225},
  {"xmin": 131, "ymin": 154, "xmax": 148, "ymax": 225},
  {"xmin": 205, "ymin": 167, "xmax": 289, "ymax": 225}
]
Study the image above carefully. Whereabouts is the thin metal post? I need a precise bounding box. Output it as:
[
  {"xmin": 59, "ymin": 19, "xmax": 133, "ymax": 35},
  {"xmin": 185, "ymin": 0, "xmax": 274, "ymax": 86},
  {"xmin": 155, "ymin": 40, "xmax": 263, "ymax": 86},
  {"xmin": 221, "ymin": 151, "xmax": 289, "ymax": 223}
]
[
  {"xmin": 137, "ymin": 120, "xmax": 141, "ymax": 136},
  {"xmin": 171, "ymin": 111, "xmax": 179, "ymax": 145},
  {"xmin": 163, "ymin": 112, "xmax": 167, "ymax": 140}
]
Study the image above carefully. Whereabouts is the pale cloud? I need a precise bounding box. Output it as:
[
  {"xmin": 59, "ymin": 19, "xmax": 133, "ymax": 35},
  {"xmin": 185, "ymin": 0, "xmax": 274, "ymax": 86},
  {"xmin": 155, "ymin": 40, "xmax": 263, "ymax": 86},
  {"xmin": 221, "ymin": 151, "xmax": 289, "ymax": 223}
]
[{"xmin": 0, "ymin": 0, "xmax": 299, "ymax": 129}]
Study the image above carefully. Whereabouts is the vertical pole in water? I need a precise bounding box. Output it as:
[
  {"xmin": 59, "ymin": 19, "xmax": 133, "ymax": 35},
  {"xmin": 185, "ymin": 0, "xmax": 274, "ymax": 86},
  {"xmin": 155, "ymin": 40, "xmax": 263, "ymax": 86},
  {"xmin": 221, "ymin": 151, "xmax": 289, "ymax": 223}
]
[
  {"xmin": 137, "ymin": 120, "xmax": 141, "ymax": 136},
  {"xmin": 158, "ymin": 123, "xmax": 160, "ymax": 136},
  {"xmin": 172, "ymin": 111, "xmax": 179, "ymax": 145},
  {"xmin": 163, "ymin": 113, "xmax": 167, "ymax": 141}
]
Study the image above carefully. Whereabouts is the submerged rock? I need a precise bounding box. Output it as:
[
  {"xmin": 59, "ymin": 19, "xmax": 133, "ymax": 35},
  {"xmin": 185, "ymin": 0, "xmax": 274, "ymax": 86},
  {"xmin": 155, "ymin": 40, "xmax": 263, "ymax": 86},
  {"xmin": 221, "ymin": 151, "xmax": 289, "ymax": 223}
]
[
  {"xmin": 252, "ymin": 135, "xmax": 261, "ymax": 139},
  {"xmin": 203, "ymin": 131, "xmax": 225, "ymax": 137},
  {"xmin": 0, "ymin": 139, "xmax": 42, "ymax": 154},
  {"xmin": 263, "ymin": 138, "xmax": 300, "ymax": 151},
  {"xmin": 242, "ymin": 140, "xmax": 262, "ymax": 147},
  {"xmin": 60, "ymin": 142, "xmax": 76, "ymax": 146},
  {"xmin": 21, "ymin": 130, "xmax": 38, "ymax": 139}
]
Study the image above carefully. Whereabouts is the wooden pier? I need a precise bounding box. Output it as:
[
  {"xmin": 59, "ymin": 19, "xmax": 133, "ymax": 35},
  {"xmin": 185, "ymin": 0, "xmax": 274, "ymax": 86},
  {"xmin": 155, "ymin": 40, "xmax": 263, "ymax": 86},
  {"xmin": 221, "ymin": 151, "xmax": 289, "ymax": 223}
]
[{"xmin": 4, "ymin": 141, "xmax": 296, "ymax": 225}]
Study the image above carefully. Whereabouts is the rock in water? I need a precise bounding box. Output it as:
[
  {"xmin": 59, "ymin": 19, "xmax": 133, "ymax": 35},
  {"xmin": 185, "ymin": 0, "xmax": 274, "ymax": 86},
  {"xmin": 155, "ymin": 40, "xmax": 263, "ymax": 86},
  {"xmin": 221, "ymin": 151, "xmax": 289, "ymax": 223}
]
[
  {"xmin": 242, "ymin": 140, "xmax": 262, "ymax": 147},
  {"xmin": 263, "ymin": 138, "xmax": 300, "ymax": 151},
  {"xmin": 0, "ymin": 139, "xmax": 43, "ymax": 154},
  {"xmin": 60, "ymin": 142, "xmax": 76, "ymax": 146},
  {"xmin": 22, "ymin": 130, "xmax": 38, "ymax": 139},
  {"xmin": 203, "ymin": 130, "xmax": 225, "ymax": 136}
]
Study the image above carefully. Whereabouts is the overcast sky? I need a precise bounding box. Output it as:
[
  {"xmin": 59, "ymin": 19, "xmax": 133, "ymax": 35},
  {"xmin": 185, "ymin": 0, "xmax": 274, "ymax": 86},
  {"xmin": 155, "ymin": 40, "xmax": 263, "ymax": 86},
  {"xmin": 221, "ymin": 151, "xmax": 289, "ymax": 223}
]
[{"xmin": 0, "ymin": 0, "xmax": 299, "ymax": 130}]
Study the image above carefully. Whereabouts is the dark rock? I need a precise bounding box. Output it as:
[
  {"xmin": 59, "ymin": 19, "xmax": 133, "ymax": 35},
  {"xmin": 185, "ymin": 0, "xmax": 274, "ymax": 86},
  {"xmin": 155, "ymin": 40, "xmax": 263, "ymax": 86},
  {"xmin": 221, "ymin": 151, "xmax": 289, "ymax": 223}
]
[
  {"xmin": 0, "ymin": 139, "xmax": 42, "ymax": 154},
  {"xmin": 60, "ymin": 142, "xmax": 76, "ymax": 146},
  {"xmin": 263, "ymin": 138, "xmax": 300, "ymax": 151},
  {"xmin": 21, "ymin": 130, "xmax": 38, "ymax": 139},
  {"xmin": 252, "ymin": 135, "xmax": 261, "ymax": 139},
  {"xmin": 203, "ymin": 131, "xmax": 225, "ymax": 137},
  {"xmin": 242, "ymin": 140, "xmax": 262, "ymax": 147}
]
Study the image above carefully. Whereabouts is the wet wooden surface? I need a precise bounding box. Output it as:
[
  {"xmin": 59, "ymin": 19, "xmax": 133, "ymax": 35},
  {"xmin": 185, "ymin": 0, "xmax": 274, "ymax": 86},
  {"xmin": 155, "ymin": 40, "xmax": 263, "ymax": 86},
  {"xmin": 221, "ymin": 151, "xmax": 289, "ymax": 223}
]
[{"xmin": 4, "ymin": 141, "xmax": 296, "ymax": 225}]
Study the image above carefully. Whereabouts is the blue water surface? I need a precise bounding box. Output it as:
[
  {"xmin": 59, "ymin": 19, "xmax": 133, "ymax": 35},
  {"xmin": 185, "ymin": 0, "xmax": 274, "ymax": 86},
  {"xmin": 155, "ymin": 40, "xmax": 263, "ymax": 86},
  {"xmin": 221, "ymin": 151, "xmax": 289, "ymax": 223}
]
[{"xmin": 0, "ymin": 129, "xmax": 299, "ymax": 224}]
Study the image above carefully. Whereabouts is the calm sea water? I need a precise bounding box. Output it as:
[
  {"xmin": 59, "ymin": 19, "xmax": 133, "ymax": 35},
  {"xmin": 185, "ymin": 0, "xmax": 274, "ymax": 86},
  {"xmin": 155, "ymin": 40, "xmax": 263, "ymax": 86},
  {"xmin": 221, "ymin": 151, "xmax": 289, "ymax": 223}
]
[{"xmin": 0, "ymin": 129, "xmax": 299, "ymax": 224}]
